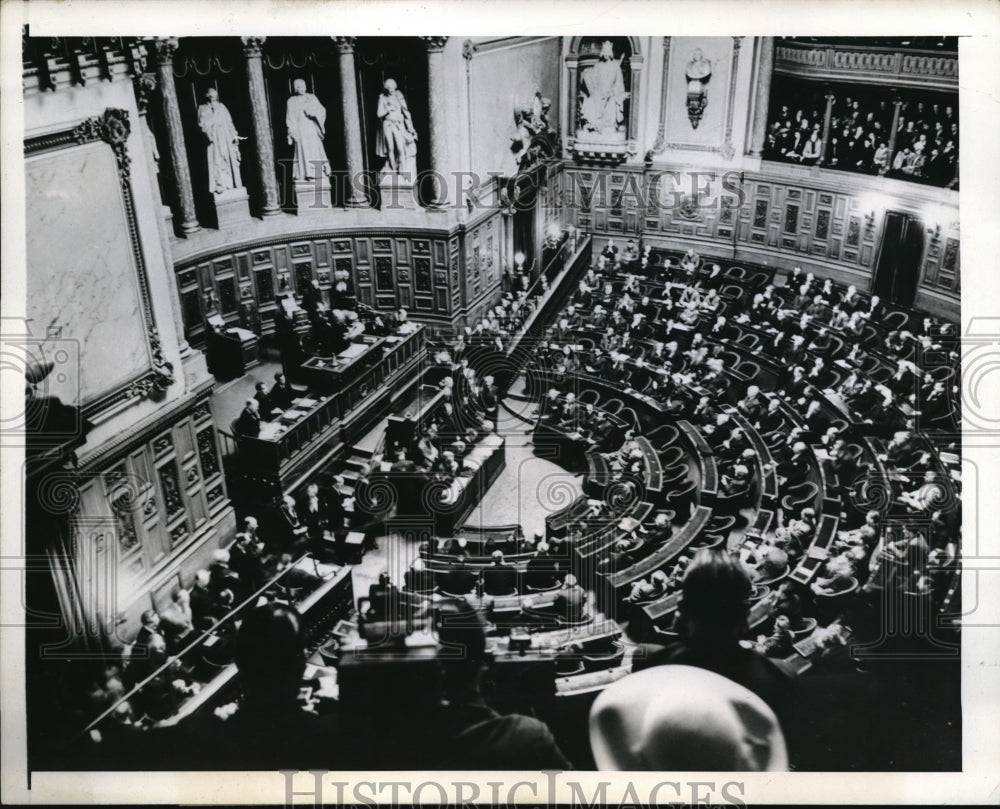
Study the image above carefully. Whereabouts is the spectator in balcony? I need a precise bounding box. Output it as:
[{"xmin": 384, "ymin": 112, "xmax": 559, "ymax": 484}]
[{"xmin": 801, "ymin": 130, "xmax": 822, "ymax": 163}]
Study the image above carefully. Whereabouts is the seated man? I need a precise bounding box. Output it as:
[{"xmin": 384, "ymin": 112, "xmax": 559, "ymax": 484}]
[
  {"xmin": 524, "ymin": 542, "xmax": 564, "ymax": 590},
  {"xmin": 429, "ymin": 603, "xmax": 572, "ymax": 769},
  {"xmin": 234, "ymin": 398, "xmax": 262, "ymax": 438},
  {"xmin": 624, "ymin": 569, "xmax": 669, "ymax": 603},
  {"xmin": 159, "ymin": 589, "xmax": 195, "ymax": 654},
  {"xmin": 811, "ymin": 553, "xmax": 856, "ymax": 595},
  {"xmin": 140, "ymin": 604, "xmax": 342, "ymax": 769},
  {"xmin": 897, "ymin": 470, "xmax": 949, "ymax": 513},
  {"xmin": 482, "ymin": 550, "xmax": 518, "ymax": 596},
  {"xmin": 757, "ymin": 614, "xmax": 796, "ymax": 658},
  {"xmin": 643, "ymin": 512, "xmax": 674, "ymax": 546},
  {"xmin": 278, "ymin": 494, "xmax": 310, "ymax": 550},
  {"xmin": 269, "ymin": 372, "xmax": 295, "ymax": 411},
  {"xmin": 554, "ymin": 573, "xmax": 589, "ymax": 621},
  {"xmin": 439, "ymin": 555, "xmax": 479, "ymax": 596},
  {"xmin": 188, "ymin": 569, "xmax": 215, "ymax": 632},
  {"xmin": 404, "ymin": 558, "xmax": 436, "ymax": 594},
  {"xmin": 253, "ymin": 382, "xmax": 281, "ymax": 421},
  {"xmin": 365, "ymin": 571, "xmax": 402, "ymax": 622}
]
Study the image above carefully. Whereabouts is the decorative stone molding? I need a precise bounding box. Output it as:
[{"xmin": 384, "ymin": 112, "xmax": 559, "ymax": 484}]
[
  {"xmin": 22, "ymin": 35, "xmax": 146, "ymax": 94},
  {"xmin": 154, "ymin": 36, "xmax": 180, "ymax": 65},
  {"xmin": 420, "ymin": 36, "xmax": 449, "ymax": 53},
  {"xmin": 240, "ymin": 36, "xmax": 266, "ymax": 57},
  {"xmin": 27, "ymin": 109, "xmax": 176, "ymax": 418},
  {"xmin": 331, "ymin": 36, "xmax": 357, "ymax": 54},
  {"xmin": 774, "ymin": 41, "xmax": 958, "ymax": 91}
]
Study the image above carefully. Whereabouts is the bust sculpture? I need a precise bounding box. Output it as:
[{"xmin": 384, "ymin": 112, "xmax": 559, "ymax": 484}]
[{"xmin": 685, "ymin": 49, "xmax": 713, "ymax": 129}]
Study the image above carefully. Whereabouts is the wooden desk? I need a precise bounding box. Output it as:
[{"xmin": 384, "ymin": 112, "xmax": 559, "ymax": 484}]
[
  {"xmin": 791, "ymin": 513, "xmax": 840, "ymax": 584},
  {"xmin": 677, "ymin": 420, "xmax": 718, "ymax": 502},
  {"xmin": 206, "ymin": 325, "xmax": 259, "ymax": 378},
  {"xmin": 602, "ymin": 505, "xmax": 712, "ymax": 612}
]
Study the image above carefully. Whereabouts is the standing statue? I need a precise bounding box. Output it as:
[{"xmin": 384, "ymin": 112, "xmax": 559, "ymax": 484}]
[
  {"xmin": 579, "ymin": 41, "xmax": 629, "ymax": 135},
  {"xmin": 376, "ymin": 78, "xmax": 418, "ymax": 178},
  {"xmin": 197, "ymin": 88, "xmax": 244, "ymax": 194},
  {"xmin": 286, "ymin": 78, "xmax": 330, "ymax": 181}
]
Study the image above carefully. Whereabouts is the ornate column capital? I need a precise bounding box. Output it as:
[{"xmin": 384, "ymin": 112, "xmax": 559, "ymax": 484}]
[
  {"xmin": 241, "ymin": 36, "xmax": 267, "ymax": 57},
  {"xmin": 154, "ymin": 37, "xmax": 180, "ymax": 65},
  {"xmin": 332, "ymin": 36, "xmax": 357, "ymax": 54},
  {"xmin": 462, "ymin": 39, "xmax": 478, "ymax": 61},
  {"xmin": 134, "ymin": 72, "xmax": 158, "ymax": 115},
  {"xmin": 420, "ymin": 36, "xmax": 449, "ymax": 53}
]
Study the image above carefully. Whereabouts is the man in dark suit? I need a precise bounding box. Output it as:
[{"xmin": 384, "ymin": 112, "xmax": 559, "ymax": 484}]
[
  {"xmin": 130, "ymin": 610, "xmax": 163, "ymax": 674},
  {"xmin": 253, "ymin": 383, "xmax": 277, "ymax": 421},
  {"xmin": 300, "ymin": 482, "xmax": 329, "ymax": 543},
  {"xmin": 188, "ymin": 569, "xmax": 215, "ymax": 632},
  {"xmin": 482, "ymin": 551, "xmax": 518, "ymax": 596},
  {"xmin": 270, "ymin": 372, "xmax": 295, "ymax": 411},
  {"xmin": 278, "ymin": 495, "xmax": 310, "ymax": 551},
  {"xmin": 365, "ymin": 572, "xmax": 402, "ymax": 621},
  {"xmin": 235, "ymin": 398, "xmax": 262, "ymax": 437},
  {"xmin": 404, "ymin": 558, "xmax": 436, "ymax": 593},
  {"xmin": 209, "ymin": 549, "xmax": 241, "ymax": 600},
  {"xmin": 439, "ymin": 555, "xmax": 479, "ymax": 596},
  {"xmin": 229, "ymin": 522, "xmax": 267, "ymax": 597},
  {"xmin": 525, "ymin": 543, "xmax": 563, "ymax": 590},
  {"xmin": 776, "ymin": 442, "xmax": 811, "ymax": 490},
  {"xmin": 554, "ymin": 573, "xmax": 588, "ymax": 621}
]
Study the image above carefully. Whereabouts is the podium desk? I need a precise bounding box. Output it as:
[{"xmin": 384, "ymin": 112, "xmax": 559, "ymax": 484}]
[{"xmin": 207, "ymin": 325, "xmax": 259, "ymax": 378}]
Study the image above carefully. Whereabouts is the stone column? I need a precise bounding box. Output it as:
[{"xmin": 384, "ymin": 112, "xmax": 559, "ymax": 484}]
[
  {"xmin": 421, "ymin": 37, "xmax": 449, "ymax": 207},
  {"xmin": 241, "ymin": 37, "xmax": 281, "ymax": 216},
  {"xmin": 332, "ymin": 36, "xmax": 368, "ymax": 207},
  {"xmin": 818, "ymin": 89, "xmax": 835, "ymax": 164},
  {"xmin": 135, "ymin": 71, "xmax": 192, "ymax": 359},
  {"xmin": 748, "ymin": 36, "xmax": 774, "ymax": 158},
  {"xmin": 154, "ymin": 37, "xmax": 199, "ymax": 234},
  {"xmin": 885, "ymin": 97, "xmax": 903, "ymax": 174}
]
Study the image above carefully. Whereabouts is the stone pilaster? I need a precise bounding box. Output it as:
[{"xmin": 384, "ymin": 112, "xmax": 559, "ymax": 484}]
[
  {"xmin": 242, "ymin": 37, "xmax": 281, "ymax": 215},
  {"xmin": 748, "ymin": 36, "xmax": 774, "ymax": 158},
  {"xmin": 154, "ymin": 37, "xmax": 199, "ymax": 234},
  {"xmin": 333, "ymin": 36, "xmax": 368, "ymax": 207},
  {"xmin": 421, "ymin": 36, "xmax": 449, "ymax": 207}
]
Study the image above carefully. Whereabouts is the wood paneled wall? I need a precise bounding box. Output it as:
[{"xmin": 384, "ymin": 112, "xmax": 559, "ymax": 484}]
[{"xmin": 563, "ymin": 162, "xmax": 959, "ymax": 317}]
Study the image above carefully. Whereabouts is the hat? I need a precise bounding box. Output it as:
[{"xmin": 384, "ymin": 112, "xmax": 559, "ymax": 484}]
[{"xmin": 590, "ymin": 665, "xmax": 788, "ymax": 771}]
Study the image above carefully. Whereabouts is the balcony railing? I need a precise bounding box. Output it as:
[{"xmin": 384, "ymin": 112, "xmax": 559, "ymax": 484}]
[{"xmin": 774, "ymin": 40, "xmax": 958, "ymax": 92}]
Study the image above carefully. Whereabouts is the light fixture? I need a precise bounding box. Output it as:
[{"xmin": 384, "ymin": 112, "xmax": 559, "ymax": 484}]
[{"xmin": 514, "ymin": 251, "xmax": 525, "ymax": 271}]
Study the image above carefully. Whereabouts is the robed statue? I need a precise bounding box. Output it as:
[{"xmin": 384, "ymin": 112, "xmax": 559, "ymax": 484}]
[
  {"xmin": 376, "ymin": 78, "xmax": 418, "ymax": 178},
  {"xmin": 579, "ymin": 41, "xmax": 629, "ymax": 135},
  {"xmin": 286, "ymin": 78, "xmax": 330, "ymax": 181},
  {"xmin": 197, "ymin": 88, "xmax": 244, "ymax": 194}
]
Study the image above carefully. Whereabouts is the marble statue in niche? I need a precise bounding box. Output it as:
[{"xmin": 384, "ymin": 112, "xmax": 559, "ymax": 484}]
[
  {"xmin": 197, "ymin": 88, "xmax": 245, "ymax": 194},
  {"xmin": 376, "ymin": 78, "xmax": 418, "ymax": 178},
  {"xmin": 685, "ymin": 49, "xmax": 713, "ymax": 129},
  {"xmin": 578, "ymin": 40, "xmax": 629, "ymax": 137},
  {"xmin": 286, "ymin": 78, "xmax": 330, "ymax": 181}
]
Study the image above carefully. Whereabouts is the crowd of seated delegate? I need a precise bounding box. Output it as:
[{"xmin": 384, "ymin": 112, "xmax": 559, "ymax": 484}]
[
  {"xmin": 82, "ymin": 507, "xmax": 336, "ymax": 733},
  {"xmin": 527, "ymin": 241, "xmax": 960, "ymax": 639},
  {"xmin": 764, "ymin": 84, "xmax": 958, "ymax": 188}
]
